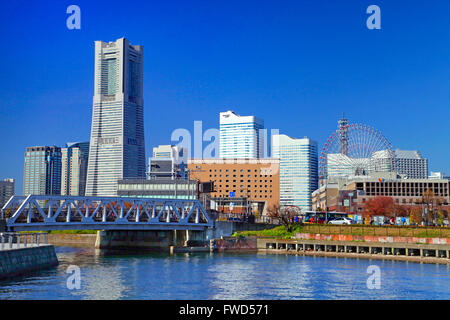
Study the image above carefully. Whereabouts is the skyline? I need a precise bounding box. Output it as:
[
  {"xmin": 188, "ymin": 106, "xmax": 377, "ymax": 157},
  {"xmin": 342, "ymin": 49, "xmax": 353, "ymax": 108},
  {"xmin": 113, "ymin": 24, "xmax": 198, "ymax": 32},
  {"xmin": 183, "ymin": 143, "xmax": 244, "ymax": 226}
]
[{"xmin": 1, "ymin": 0, "xmax": 449, "ymax": 194}]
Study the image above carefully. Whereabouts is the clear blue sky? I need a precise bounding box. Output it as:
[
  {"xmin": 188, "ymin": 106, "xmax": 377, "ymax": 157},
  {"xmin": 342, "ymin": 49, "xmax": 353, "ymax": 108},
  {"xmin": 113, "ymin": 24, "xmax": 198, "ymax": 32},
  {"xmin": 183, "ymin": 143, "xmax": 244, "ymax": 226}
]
[{"xmin": 0, "ymin": 0, "xmax": 449, "ymax": 194}]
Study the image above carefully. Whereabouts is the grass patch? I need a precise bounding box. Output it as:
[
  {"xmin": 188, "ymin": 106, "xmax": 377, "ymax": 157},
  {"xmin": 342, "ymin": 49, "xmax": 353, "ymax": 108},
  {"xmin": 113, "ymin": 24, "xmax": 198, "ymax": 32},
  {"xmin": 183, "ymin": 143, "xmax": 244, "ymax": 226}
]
[
  {"xmin": 233, "ymin": 225, "xmax": 303, "ymax": 239},
  {"xmin": 19, "ymin": 230, "xmax": 98, "ymax": 234},
  {"xmin": 48, "ymin": 230, "xmax": 98, "ymax": 234}
]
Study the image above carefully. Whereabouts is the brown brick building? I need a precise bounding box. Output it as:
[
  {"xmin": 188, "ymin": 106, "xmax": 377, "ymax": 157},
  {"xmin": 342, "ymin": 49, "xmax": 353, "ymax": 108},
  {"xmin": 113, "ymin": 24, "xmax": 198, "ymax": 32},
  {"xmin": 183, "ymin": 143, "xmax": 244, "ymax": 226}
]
[{"xmin": 188, "ymin": 159, "xmax": 280, "ymax": 216}]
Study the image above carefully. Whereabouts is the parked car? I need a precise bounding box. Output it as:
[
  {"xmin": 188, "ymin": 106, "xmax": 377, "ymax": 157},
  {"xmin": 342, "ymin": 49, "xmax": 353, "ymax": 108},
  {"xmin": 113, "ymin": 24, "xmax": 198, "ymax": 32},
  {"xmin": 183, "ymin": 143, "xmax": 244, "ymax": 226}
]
[{"xmin": 328, "ymin": 217, "xmax": 354, "ymax": 225}]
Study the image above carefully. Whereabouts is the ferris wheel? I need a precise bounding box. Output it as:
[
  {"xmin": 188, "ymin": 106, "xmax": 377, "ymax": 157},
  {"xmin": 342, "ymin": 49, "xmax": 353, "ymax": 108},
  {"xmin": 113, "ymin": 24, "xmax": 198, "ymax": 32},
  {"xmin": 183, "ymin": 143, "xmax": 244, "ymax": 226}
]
[{"xmin": 318, "ymin": 115, "xmax": 397, "ymax": 185}]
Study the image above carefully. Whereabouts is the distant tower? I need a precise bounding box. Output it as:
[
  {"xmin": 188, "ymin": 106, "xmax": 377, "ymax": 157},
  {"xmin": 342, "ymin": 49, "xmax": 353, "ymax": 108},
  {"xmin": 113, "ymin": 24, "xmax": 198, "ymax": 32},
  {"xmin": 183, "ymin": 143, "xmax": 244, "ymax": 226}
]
[
  {"xmin": 219, "ymin": 110, "xmax": 264, "ymax": 158},
  {"xmin": 338, "ymin": 112, "xmax": 348, "ymax": 155},
  {"xmin": 85, "ymin": 38, "xmax": 146, "ymax": 196}
]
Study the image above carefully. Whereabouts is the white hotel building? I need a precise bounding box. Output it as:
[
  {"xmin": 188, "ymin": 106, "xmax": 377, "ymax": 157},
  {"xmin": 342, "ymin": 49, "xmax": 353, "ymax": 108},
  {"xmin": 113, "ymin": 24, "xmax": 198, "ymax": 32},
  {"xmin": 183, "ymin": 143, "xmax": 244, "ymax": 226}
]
[
  {"xmin": 219, "ymin": 111, "xmax": 265, "ymax": 158},
  {"xmin": 272, "ymin": 134, "xmax": 318, "ymax": 212}
]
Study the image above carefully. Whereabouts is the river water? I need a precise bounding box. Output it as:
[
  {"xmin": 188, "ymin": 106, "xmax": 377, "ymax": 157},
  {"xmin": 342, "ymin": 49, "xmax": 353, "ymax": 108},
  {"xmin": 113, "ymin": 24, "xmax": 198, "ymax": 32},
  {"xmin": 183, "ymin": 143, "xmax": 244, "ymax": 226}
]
[{"xmin": 0, "ymin": 246, "xmax": 449, "ymax": 299}]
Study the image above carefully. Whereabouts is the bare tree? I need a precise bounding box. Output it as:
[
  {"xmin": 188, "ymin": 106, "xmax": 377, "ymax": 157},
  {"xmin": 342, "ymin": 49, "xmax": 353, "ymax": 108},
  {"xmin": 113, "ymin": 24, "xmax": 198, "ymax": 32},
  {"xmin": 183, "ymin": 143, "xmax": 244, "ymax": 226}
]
[{"xmin": 267, "ymin": 204, "xmax": 301, "ymax": 232}]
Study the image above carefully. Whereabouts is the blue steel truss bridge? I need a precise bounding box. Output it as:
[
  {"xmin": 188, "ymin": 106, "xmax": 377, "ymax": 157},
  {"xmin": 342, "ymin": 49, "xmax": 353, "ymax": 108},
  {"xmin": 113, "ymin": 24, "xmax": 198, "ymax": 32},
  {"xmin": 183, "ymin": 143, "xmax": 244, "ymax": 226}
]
[{"xmin": 1, "ymin": 195, "xmax": 213, "ymax": 232}]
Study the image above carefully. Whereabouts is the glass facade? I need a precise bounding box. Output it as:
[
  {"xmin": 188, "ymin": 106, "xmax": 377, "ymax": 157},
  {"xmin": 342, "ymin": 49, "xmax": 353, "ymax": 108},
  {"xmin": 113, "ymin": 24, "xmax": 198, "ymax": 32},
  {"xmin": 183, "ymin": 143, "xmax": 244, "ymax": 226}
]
[
  {"xmin": 272, "ymin": 135, "xmax": 318, "ymax": 212},
  {"xmin": 23, "ymin": 146, "xmax": 62, "ymax": 196}
]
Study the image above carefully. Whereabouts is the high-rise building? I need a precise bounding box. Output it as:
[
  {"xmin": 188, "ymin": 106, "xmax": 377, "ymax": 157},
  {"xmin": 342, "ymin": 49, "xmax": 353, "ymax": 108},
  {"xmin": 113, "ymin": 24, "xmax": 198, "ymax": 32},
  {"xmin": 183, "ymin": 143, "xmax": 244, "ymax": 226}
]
[
  {"xmin": 147, "ymin": 145, "xmax": 188, "ymax": 180},
  {"xmin": 23, "ymin": 146, "xmax": 62, "ymax": 195},
  {"xmin": 394, "ymin": 149, "xmax": 428, "ymax": 179},
  {"xmin": 86, "ymin": 38, "xmax": 146, "ymax": 196},
  {"xmin": 0, "ymin": 179, "xmax": 14, "ymax": 207},
  {"xmin": 61, "ymin": 142, "xmax": 90, "ymax": 196},
  {"xmin": 271, "ymin": 134, "xmax": 318, "ymax": 212},
  {"xmin": 219, "ymin": 111, "xmax": 264, "ymax": 158}
]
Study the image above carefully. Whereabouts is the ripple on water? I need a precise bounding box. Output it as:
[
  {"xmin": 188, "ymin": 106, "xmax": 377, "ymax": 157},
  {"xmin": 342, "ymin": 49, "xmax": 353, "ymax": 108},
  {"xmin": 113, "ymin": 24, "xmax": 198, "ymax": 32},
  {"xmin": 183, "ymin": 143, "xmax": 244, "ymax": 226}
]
[{"xmin": 0, "ymin": 247, "xmax": 449, "ymax": 299}]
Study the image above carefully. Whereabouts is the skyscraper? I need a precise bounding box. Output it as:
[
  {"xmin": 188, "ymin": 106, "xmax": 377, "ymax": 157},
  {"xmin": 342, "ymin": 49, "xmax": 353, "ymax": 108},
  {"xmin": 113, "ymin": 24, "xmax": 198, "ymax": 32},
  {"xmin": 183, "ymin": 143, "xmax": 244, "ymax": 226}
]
[
  {"xmin": 23, "ymin": 146, "xmax": 62, "ymax": 196},
  {"xmin": 219, "ymin": 110, "xmax": 264, "ymax": 158},
  {"xmin": 272, "ymin": 134, "xmax": 318, "ymax": 212},
  {"xmin": 61, "ymin": 142, "xmax": 90, "ymax": 196},
  {"xmin": 0, "ymin": 179, "xmax": 15, "ymax": 207},
  {"xmin": 86, "ymin": 38, "xmax": 146, "ymax": 196}
]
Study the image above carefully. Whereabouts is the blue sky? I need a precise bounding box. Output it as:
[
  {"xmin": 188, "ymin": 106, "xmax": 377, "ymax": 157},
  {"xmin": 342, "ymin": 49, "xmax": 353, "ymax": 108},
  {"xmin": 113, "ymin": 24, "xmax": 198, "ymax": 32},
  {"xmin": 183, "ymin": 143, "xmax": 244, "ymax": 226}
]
[{"xmin": 0, "ymin": 0, "xmax": 449, "ymax": 194}]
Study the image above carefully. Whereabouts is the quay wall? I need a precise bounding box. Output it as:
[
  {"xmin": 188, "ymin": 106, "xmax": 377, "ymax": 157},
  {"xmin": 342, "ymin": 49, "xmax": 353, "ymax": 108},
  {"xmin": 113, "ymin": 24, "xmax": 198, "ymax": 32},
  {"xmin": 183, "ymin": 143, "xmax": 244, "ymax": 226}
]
[
  {"xmin": 295, "ymin": 233, "xmax": 450, "ymax": 245},
  {"xmin": 257, "ymin": 238, "xmax": 450, "ymax": 265},
  {"xmin": 211, "ymin": 236, "xmax": 257, "ymax": 252},
  {"xmin": 0, "ymin": 245, "xmax": 58, "ymax": 280}
]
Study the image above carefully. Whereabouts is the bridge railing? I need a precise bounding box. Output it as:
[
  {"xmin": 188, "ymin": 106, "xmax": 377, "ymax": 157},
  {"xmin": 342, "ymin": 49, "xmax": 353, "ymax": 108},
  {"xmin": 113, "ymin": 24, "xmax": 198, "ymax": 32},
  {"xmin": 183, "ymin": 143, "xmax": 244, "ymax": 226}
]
[{"xmin": 0, "ymin": 232, "xmax": 48, "ymax": 250}]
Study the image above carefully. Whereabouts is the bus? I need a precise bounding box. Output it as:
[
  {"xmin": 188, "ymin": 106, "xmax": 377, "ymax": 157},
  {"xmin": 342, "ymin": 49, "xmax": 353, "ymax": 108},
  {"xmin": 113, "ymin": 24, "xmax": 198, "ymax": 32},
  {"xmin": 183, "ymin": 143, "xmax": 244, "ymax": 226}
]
[{"xmin": 303, "ymin": 211, "xmax": 348, "ymax": 224}]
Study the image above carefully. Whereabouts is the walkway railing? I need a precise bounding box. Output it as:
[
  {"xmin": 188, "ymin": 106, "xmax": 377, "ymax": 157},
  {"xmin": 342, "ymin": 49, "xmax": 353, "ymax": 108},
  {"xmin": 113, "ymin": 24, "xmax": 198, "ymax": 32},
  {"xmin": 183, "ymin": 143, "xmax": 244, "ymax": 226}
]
[{"xmin": 0, "ymin": 232, "xmax": 49, "ymax": 250}]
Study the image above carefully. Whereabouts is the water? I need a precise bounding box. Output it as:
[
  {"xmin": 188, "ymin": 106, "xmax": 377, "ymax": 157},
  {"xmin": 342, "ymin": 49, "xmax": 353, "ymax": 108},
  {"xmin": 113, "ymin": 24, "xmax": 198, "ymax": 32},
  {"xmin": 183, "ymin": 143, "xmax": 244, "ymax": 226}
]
[{"xmin": 0, "ymin": 246, "xmax": 449, "ymax": 299}]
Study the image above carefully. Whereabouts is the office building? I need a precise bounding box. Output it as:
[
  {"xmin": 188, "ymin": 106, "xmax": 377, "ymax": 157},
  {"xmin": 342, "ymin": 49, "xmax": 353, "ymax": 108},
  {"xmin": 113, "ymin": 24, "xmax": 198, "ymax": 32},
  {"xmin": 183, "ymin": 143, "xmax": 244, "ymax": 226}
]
[
  {"xmin": 147, "ymin": 145, "xmax": 188, "ymax": 180},
  {"xmin": 86, "ymin": 38, "xmax": 145, "ymax": 196},
  {"xmin": 219, "ymin": 111, "xmax": 264, "ymax": 158},
  {"xmin": 0, "ymin": 179, "xmax": 14, "ymax": 208},
  {"xmin": 272, "ymin": 134, "xmax": 318, "ymax": 212},
  {"xmin": 23, "ymin": 146, "xmax": 62, "ymax": 195},
  {"xmin": 312, "ymin": 173, "xmax": 450, "ymax": 213},
  {"xmin": 188, "ymin": 159, "xmax": 280, "ymax": 216},
  {"xmin": 394, "ymin": 149, "xmax": 428, "ymax": 179},
  {"xmin": 61, "ymin": 142, "xmax": 90, "ymax": 196}
]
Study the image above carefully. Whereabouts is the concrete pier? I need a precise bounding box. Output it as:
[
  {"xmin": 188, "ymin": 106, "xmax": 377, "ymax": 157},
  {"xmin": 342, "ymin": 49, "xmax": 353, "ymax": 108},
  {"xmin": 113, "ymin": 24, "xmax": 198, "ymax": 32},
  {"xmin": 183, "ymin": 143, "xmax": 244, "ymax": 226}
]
[{"xmin": 257, "ymin": 238, "xmax": 450, "ymax": 264}]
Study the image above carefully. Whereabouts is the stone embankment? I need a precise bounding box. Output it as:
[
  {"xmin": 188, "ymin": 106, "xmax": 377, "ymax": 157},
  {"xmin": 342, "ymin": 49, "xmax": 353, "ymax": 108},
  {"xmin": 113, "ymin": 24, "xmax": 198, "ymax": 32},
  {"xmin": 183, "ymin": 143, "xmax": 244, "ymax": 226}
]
[{"xmin": 0, "ymin": 233, "xmax": 58, "ymax": 280}]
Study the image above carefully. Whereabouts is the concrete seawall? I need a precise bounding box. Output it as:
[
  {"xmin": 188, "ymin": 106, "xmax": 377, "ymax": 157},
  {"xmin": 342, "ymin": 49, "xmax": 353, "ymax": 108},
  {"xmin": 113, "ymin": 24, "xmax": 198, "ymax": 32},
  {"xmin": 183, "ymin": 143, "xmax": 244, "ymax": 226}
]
[
  {"xmin": 257, "ymin": 238, "xmax": 450, "ymax": 265},
  {"xmin": 0, "ymin": 245, "xmax": 58, "ymax": 280},
  {"xmin": 211, "ymin": 236, "xmax": 257, "ymax": 252}
]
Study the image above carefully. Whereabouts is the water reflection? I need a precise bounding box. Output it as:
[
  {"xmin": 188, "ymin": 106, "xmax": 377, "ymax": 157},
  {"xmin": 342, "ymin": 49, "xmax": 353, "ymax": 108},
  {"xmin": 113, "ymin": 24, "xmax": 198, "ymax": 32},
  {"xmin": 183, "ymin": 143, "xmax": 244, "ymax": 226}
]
[{"xmin": 0, "ymin": 247, "xmax": 448, "ymax": 300}]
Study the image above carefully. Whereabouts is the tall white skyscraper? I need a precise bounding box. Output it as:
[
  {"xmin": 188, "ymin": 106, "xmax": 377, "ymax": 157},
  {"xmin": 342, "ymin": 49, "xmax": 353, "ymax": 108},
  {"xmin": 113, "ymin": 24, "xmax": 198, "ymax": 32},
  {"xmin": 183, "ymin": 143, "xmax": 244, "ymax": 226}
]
[
  {"xmin": 86, "ymin": 38, "xmax": 146, "ymax": 196},
  {"xmin": 272, "ymin": 134, "xmax": 318, "ymax": 212},
  {"xmin": 219, "ymin": 110, "xmax": 264, "ymax": 158}
]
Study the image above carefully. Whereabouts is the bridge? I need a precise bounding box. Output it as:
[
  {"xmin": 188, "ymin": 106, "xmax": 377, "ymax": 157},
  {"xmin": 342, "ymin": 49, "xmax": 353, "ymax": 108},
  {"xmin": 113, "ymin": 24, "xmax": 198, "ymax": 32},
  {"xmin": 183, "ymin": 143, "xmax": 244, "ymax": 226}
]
[{"xmin": 1, "ymin": 195, "xmax": 213, "ymax": 232}]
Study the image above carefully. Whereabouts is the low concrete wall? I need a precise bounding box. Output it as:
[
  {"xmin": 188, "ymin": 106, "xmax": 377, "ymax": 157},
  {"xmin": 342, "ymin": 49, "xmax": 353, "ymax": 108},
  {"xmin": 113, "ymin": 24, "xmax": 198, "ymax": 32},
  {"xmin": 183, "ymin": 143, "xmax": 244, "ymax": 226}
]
[
  {"xmin": 211, "ymin": 236, "xmax": 257, "ymax": 252},
  {"xmin": 295, "ymin": 233, "xmax": 450, "ymax": 245},
  {"xmin": 47, "ymin": 233, "xmax": 97, "ymax": 246},
  {"xmin": 0, "ymin": 245, "xmax": 58, "ymax": 280}
]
